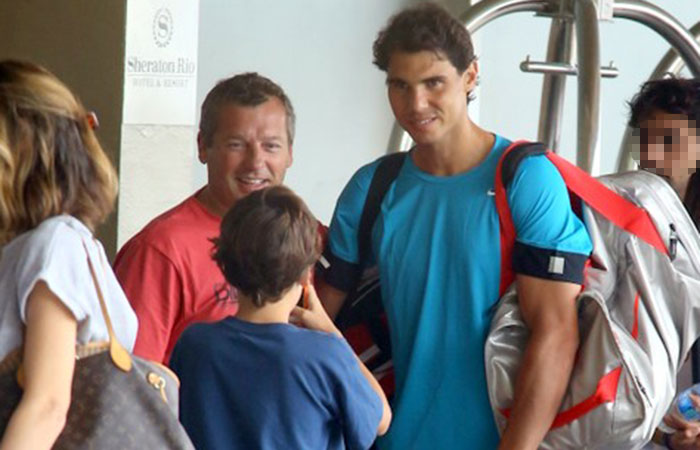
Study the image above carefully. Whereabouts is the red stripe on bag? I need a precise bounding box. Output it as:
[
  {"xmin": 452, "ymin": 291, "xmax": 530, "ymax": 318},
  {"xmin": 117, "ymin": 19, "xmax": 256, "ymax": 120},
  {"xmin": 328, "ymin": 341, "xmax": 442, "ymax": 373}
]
[
  {"xmin": 500, "ymin": 366, "xmax": 623, "ymax": 429},
  {"xmin": 631, "ymin": 292, "xmax": 640, "ymax": 340}
]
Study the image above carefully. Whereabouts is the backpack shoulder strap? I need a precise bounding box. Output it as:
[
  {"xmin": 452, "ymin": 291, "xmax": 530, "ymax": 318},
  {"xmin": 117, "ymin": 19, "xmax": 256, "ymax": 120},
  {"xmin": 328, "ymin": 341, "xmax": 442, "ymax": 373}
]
[
  {"xmin": 494, "ymin": 140, "xmax": 545, "ymax": 295},
  {"xmin": 500, "ymin": 142, "xmax": 547, "ymax": 188},
  {"xmin": 358, "ymin": 152, "xmax": 408, "ymax": 265}
]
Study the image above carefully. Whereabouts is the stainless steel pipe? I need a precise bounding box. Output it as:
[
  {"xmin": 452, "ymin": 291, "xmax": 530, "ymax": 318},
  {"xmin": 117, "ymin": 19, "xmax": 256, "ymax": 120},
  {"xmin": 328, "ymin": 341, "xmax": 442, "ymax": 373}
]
[
  {"xmin": 460, "ymin": 0, "xmax": 549, "ymax": 34},
  {"xmin": 574, "ymin": 0, "xmax": 602, "ymax": 173},
  {"xmin": 537, "ymin": 7, "xmax": 574, "ymax": 153},
  {"xmin": 613, "ymin": 0, "xmax": 700, "ymax": 79},
  {"xmin": 523, "ymin": 60, "xmax": 619, "ymax": 78}
]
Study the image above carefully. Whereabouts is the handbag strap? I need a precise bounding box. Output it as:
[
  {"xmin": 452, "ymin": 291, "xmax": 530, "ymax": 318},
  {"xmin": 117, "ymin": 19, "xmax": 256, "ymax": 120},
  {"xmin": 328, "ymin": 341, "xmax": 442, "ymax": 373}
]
[{"xmin": 82, "ymin": 240, "xmax": 132, "ymax": 372}]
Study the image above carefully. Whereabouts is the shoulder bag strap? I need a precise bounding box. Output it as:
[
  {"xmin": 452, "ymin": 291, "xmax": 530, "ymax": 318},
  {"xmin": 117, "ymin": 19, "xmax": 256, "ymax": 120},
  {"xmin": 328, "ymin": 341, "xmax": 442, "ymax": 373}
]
[
  {"xmin": 82, "ymin": 240, "xmax": 132, "ymax": 372},
  {"xmin": 357, "ymin": 152, "xmax": 408, "ymax": 265}
]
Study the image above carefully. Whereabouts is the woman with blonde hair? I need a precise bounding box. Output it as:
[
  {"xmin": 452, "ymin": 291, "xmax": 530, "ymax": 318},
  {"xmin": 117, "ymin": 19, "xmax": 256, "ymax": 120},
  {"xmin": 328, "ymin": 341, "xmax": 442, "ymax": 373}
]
[{"xmin": 0, "ymin": 60, "xmax": 137, "ymax": 449}]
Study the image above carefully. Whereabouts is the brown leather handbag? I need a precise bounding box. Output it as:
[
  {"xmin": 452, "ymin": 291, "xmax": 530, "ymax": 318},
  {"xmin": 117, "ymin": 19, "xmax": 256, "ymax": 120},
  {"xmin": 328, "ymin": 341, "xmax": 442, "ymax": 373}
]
[{"xmin": 0, "ymin": 243, "xmax": 194, "ymax": 449}]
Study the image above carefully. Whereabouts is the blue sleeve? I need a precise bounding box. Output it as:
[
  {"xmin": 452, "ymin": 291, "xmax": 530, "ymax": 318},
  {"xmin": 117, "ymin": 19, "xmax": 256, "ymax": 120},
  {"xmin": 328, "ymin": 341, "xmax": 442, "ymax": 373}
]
[
  {"xmin": 507, "ymin": 155, "xmax": 592, "ymax": 284},
  {"xmin": 323, "ymin": 161, "xmax": 379, "ymax": 292},
  {"xmin": 326, "ymin": 336, "xmax": 383, "ymax": 450},
  {"xmin": 168, "ymin": 326, "xmax": 210, "ymax": 449}
]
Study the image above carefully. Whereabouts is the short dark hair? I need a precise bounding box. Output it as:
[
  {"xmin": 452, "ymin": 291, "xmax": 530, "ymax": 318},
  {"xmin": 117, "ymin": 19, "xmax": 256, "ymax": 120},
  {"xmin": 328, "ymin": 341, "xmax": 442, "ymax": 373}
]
[
  {"xmin": 628, "ymin": 77, "xmax": 700, "ymax": 228},
  {"xmin": 373, "ymin": 3, "xmax": 476, "ymax": 74},
  {"xmin": 199, "ymin": 72, "xmax": 295, "ymax": 148},
  {"xmin": 628, "ymin": 77, "xmax": 700, "ymax": 128},
  {"xmin": 213, "ymin": 186, "xmax": 319, "ymax": 307}
]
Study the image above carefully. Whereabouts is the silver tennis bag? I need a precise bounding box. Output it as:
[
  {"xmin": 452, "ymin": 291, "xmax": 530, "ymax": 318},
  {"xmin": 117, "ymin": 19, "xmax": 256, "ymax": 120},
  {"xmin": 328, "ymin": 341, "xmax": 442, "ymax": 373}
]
[{"xmin": 486, "ymin": 143, "xmax": 700, "ymax": 449}]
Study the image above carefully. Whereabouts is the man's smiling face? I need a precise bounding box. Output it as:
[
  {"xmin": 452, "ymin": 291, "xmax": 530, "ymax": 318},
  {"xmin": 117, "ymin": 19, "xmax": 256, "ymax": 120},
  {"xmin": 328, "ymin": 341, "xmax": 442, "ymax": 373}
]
[{"xmin": 199, "ymin": 98, "xmax": 293, "ymax": 212}]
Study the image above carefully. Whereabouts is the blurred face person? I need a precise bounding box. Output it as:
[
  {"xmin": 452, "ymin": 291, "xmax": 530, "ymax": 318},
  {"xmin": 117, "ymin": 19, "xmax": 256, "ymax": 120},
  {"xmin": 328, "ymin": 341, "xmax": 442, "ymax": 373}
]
[
  {"xmin": 629, "ymin": 79, "xmax": 700, "ymax": 203},
  {"xmin": 638, "ymin": 110, "xmax": 699, "ymax": 180},
  {"xmin": 198, "ymin": 98, "xmax": 293, "ymax": 216}
]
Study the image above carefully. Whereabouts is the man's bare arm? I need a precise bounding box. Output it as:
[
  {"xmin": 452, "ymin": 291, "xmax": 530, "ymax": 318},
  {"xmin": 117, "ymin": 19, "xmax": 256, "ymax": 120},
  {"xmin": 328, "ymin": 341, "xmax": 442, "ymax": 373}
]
[
  {"xmin": 498, "ymin": 274, "xmax": 580, "ymax": 450},
  {"xmin": 316, "ymin": 279, "xmax": 348, "ymax": 320}
]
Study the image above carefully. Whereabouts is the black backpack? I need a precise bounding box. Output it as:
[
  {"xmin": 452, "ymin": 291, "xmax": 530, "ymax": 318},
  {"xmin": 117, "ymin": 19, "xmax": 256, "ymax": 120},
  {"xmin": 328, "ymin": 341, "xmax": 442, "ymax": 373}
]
[{"xmin": 325, "ymin": 152, "xmax": 408, "ymax": 397}]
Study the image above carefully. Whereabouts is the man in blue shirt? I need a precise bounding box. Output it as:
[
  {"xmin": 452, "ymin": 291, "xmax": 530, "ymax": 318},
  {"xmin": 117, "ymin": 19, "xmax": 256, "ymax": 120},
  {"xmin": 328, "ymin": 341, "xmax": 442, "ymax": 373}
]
[{"xmin": 319, "ymin": 3, "xmax": 592, "ymax": 450}]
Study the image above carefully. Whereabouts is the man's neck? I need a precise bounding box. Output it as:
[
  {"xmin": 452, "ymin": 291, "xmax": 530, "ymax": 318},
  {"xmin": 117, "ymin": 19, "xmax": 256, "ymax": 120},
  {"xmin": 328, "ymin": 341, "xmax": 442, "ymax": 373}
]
[
  {"xmin": 235, "ymin": 286, "xmax": 300, "ymax": 324},
  {"xmin": 412, "ymin": 120, "xmax": 494, "ymax": 176},
  {"xmin": 195, "ymin": 186, "xmax": 228, "ymax": 218}
]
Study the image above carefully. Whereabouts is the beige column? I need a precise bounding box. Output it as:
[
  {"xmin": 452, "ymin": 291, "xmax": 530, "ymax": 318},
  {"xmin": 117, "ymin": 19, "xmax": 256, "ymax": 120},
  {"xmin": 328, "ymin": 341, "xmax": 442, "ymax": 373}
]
[{"xmin": 118, "ymin": 0, "xmax": 200, "ymax": 249}]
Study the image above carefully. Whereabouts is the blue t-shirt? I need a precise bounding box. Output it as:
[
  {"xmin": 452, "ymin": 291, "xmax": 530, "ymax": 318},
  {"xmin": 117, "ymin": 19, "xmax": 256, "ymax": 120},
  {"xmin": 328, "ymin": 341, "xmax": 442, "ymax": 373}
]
[
  {"xmin": 170, "ymin": 317, "xmax": 383, "ymax": 450},
  {"xmin": 326, "ymin": 135, "xmax": 592, "ymax": 449}
]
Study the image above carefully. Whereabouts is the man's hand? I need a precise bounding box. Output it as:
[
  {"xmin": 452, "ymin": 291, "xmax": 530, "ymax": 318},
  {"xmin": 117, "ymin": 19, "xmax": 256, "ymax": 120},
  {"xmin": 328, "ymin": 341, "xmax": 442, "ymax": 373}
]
[
  {"xmin": 289, "ymin": 284, "xmax": 342, "ymax": 337},
  {"xmin": 290, "ymin": 283, "xmax": 393, "ymax": 435},
  {"xmin": 498, "ymin": 275, "xmax": 580, "ymax": 450}
]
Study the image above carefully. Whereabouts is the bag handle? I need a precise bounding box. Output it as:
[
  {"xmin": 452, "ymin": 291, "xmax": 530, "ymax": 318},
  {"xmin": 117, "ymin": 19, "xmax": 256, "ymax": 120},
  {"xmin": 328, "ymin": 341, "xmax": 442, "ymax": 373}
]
[{"xmin": 82, "ymin": 241, "xmax": 132, "ymax": 372}]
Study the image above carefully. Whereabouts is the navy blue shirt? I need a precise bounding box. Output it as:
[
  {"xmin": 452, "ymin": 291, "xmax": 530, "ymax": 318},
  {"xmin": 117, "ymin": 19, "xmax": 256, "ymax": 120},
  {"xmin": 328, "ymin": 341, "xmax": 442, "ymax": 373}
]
[{"xmin": 170, "ymin": 317, "xmax": 383, "ymax": 450}]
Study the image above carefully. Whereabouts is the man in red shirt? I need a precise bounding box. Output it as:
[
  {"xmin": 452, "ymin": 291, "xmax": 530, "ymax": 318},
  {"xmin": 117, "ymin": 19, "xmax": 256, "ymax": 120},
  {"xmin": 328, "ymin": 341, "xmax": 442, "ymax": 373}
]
[{"xmin": 114, "ymin": 72, "xmax": 301, "ymax": 363}]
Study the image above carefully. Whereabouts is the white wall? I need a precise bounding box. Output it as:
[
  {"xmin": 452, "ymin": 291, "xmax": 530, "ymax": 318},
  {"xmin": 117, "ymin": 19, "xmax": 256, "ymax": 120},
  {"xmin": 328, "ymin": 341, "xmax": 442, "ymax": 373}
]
[
  {"xmin": 476, "ymin": 1, "xmax": 698, "ymax": 175},
  {"xmin": 196, "ymin": 0, "xmax": 417, "ymax": 224},
  {"xmin": 196, "ymin": 0, "xmax": 698, "ymax": 225}
]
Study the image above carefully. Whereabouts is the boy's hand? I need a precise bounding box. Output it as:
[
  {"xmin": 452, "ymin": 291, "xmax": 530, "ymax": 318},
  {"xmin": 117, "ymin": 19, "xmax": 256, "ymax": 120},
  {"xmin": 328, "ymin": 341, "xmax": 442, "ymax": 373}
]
[{"xmin": 289, "ymin": 284, "xmax": 342, "ymax": 337}]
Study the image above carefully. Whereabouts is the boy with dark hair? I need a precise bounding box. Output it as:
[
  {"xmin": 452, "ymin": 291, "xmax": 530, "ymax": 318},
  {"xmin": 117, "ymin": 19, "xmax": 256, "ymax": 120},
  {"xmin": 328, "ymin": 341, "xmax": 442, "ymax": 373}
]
[
  {"xmin": 170, "ymin": 185, "xmax": 391, "ymax": 450},
  {"xmin": 629, "ymin": 78, "xmax": 700, "ymax": 450},
  {"xmin": 320, "ymin": 3, "xmax": 591, "ymax": 450}
]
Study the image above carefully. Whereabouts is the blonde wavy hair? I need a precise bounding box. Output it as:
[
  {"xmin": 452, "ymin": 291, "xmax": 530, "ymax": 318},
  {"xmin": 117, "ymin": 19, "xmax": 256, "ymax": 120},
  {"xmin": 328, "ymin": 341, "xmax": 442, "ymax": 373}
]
[{"xmin": 0, "ymin": 60, "xmax": 118, "ymax": 245}]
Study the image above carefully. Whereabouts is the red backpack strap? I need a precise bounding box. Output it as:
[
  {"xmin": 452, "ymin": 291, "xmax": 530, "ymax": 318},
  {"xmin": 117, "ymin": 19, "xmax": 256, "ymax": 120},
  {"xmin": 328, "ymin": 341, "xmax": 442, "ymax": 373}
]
[
  {"xmin": 544, "ymin": 153, "xmax": 668, "ymax": 255},
  {"xmin": 494, "ymin": 141, "xmax": 668, "ymax": 297}
]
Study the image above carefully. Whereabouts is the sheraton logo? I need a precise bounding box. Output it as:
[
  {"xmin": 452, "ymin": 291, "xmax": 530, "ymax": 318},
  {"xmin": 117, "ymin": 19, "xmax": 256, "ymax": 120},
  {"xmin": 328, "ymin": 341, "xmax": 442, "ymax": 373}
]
[{"xmin": 153, "ymin": 7, "xmax": 173, "ymax": 48}]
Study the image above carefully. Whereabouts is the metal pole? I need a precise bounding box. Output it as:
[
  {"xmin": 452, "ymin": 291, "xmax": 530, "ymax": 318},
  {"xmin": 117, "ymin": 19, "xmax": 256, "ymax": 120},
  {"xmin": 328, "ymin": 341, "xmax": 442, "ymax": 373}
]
[
  {"xmin": 613, "ymin": 0, "xmax": 700, "ymax": 79},
  {"xmin": 648, "ymin": 21, "xmax": 700, "ymax": 81},
  {"xmin": 616, "ymin": 21, "xmax": 700, "ymax": 173},
  {"xmin": 461, "ymin": 0, "xmax": 549, "ymax": 34},
  {"xmin": 385, "ymin": 0, "xmax": 551, "ymax": 153},
  {"xmin": 574, "ymin": 0, "xmax": 601, "ymax": 173},
  {"xmin": 537, "ymin": 0, "xmax": 574, "ymax": 152}
]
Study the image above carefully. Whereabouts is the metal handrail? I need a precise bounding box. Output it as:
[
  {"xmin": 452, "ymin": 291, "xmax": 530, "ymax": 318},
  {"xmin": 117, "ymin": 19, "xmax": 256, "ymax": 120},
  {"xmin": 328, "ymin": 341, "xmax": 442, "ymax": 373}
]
[
  {"xmin": 537, "ymin": 0, "xmax": 574, "ymax": 152},
  {"xmin": 574, "ymin": 0, "xmax": 602, "ymax": 173},
  {"xmin": 613, "ymin": 0, "xmax": 700, "ymax": 78}
]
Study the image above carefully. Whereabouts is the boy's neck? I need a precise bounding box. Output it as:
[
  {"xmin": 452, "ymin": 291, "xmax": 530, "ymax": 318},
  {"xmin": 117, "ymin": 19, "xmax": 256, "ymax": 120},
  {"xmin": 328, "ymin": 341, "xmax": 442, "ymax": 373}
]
[
  {"xmin": 235, "ymin": 285, "xmax": 301, "ymax": 325},
  {"xmin": 669, "ymin": 172, "xmax": 692, "ymax": 201}
]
